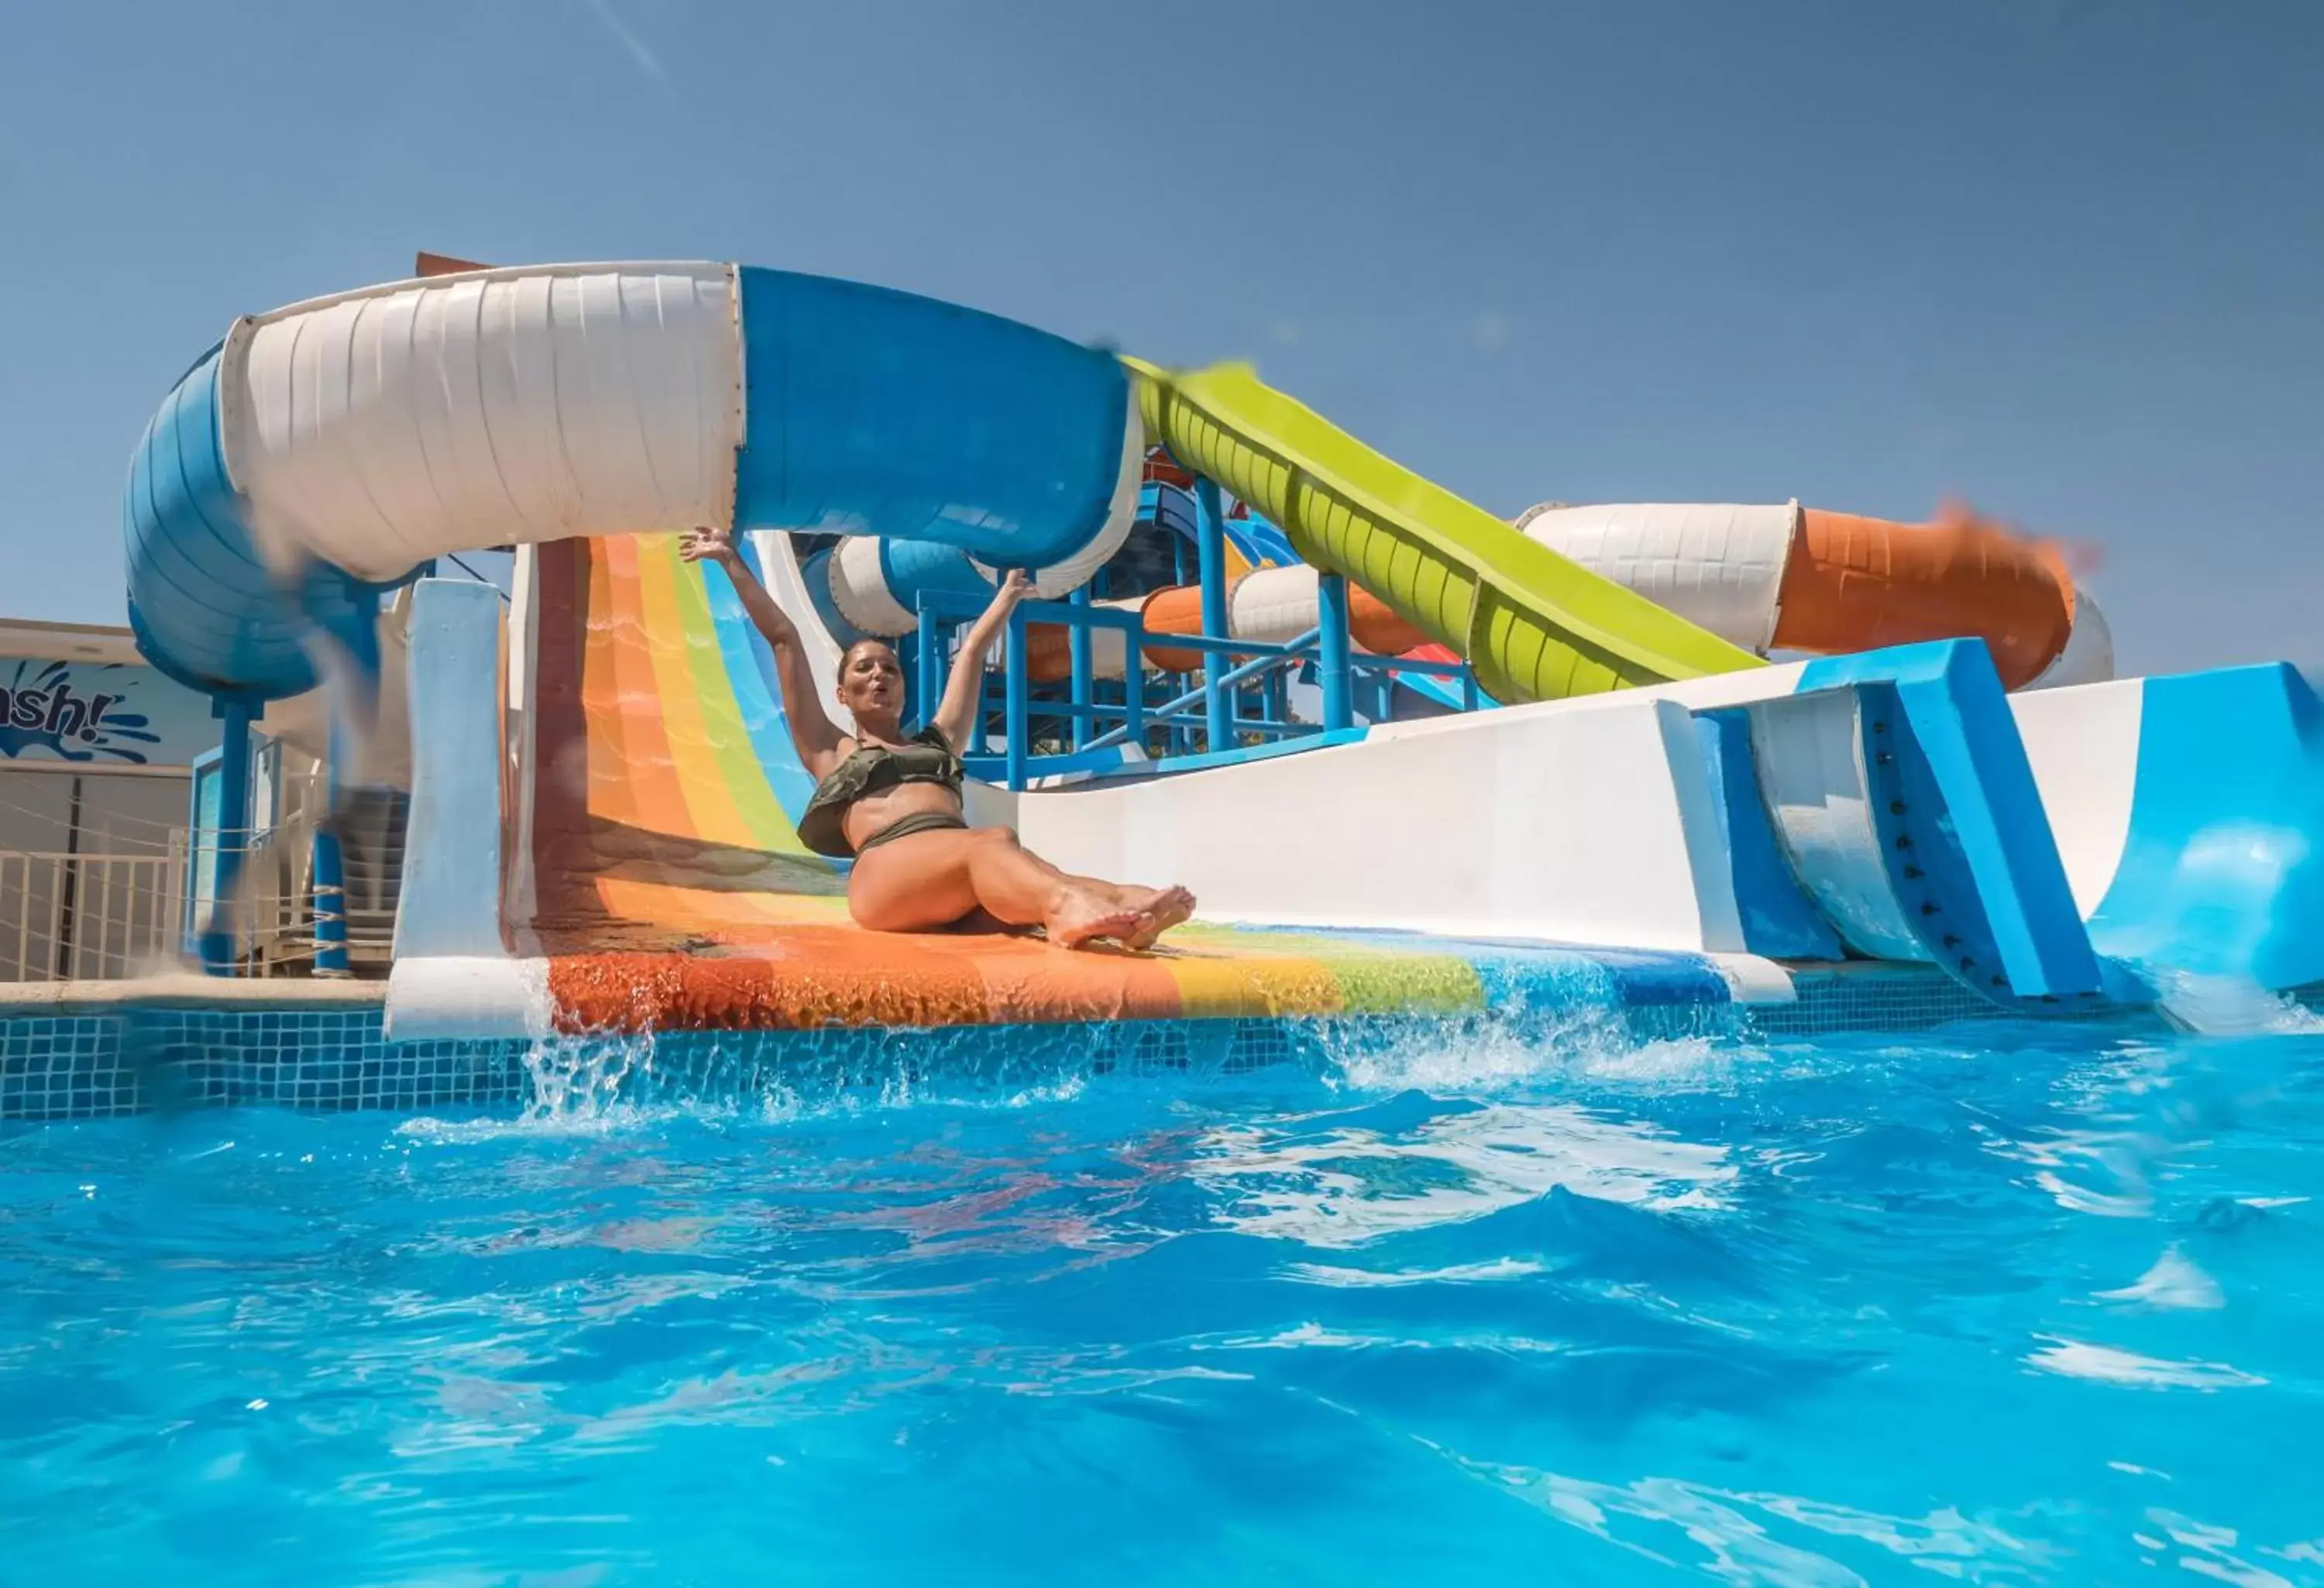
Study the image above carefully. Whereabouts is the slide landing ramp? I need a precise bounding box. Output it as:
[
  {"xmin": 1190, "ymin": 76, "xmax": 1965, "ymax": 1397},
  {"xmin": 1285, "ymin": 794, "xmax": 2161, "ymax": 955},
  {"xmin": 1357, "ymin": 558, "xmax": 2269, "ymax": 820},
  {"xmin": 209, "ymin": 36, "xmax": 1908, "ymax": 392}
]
[{"xmin": 514, "ymin": 536, "xmax": 1728, "ymax": 1033}]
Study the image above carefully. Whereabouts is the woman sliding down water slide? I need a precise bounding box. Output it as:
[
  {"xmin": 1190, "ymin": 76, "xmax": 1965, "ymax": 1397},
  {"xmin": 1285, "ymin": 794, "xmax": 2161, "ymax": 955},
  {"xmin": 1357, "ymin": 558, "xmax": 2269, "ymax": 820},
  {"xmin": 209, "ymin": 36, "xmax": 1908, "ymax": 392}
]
[{"xmin": 682, "ymin": 528, "xmax": 1196, "ymax": 950}]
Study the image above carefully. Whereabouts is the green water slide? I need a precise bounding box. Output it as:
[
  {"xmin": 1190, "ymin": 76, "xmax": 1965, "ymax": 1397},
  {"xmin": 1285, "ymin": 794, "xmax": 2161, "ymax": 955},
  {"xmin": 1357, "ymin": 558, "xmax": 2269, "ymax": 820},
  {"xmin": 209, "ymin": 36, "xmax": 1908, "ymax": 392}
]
[{"xmin": 1126, "ymin": 359, "xmax": 1763, "ymax": 703}]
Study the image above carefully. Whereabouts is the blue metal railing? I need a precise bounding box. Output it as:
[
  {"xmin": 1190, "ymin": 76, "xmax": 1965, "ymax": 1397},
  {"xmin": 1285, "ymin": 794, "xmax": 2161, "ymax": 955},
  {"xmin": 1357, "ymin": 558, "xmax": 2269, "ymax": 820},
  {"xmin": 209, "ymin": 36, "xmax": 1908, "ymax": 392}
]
[{"xmin": 911, "ymin": 579, "xmax": 1484, "ymax": 792}]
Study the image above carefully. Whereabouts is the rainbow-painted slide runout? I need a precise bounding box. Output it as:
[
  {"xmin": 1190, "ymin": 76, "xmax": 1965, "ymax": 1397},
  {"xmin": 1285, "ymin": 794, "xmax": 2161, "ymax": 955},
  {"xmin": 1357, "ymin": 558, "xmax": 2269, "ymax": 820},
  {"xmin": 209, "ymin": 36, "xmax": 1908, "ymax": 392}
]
[{"xmin": 507, "ymin": 535, "xmax": 1740, "ymax": 1034}]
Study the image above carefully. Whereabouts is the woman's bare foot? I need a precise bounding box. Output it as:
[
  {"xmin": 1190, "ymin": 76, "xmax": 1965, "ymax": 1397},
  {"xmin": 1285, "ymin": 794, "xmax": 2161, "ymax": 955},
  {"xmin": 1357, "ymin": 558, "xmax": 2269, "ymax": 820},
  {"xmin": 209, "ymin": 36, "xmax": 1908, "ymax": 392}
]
[
  {"xmin": 1044, "ymin": 885, "xmax": 1150, "ymax": 950},
  {"xmin": 1122, "ymin": 885, "xmax": 1196, "ymax": 950}
]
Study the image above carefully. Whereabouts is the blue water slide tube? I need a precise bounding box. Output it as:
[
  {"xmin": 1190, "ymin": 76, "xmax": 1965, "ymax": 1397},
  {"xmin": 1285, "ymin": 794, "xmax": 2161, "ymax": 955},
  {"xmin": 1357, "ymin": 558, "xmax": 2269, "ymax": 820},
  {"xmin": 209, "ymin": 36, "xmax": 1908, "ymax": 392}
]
[{"xmin": 122, "ymin": 264, "xmax": 1140, "ymax": 700}]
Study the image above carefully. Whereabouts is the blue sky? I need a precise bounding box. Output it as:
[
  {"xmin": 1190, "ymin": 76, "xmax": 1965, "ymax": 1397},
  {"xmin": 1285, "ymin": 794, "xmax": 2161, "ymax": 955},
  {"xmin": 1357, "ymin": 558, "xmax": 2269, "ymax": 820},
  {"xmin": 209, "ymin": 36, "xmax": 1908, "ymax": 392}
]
[{"xmin": 2, "ymin": 0, "xmax": 2317, "ymax": 675}]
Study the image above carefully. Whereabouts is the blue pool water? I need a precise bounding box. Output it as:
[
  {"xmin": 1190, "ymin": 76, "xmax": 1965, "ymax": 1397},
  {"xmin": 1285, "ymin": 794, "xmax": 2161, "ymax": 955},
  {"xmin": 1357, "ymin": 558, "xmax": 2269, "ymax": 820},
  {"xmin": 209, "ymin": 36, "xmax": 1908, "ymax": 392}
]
[{"xmin": 5, "ymin": 1006, "xmax": 2323, "ymax": 1585}]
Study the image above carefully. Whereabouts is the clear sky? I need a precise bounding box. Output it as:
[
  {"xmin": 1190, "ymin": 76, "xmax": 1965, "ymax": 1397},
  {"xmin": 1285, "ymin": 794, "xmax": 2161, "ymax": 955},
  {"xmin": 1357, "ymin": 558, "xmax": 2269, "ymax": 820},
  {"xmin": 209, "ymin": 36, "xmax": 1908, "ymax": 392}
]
[{"xmin": 2, "ymin": 0, "xmax": 2318, "ymax": 675}]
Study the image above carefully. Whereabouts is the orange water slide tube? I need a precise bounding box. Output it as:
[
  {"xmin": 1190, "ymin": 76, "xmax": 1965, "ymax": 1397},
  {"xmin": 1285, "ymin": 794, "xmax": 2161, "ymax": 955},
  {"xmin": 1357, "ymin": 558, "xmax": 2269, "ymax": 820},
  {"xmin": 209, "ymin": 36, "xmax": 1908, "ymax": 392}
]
[
  {"xmin": 1021, "ymin": 565, "xmax": 1424, "ymax": 682},
  {"xmin": 1513, "ymin": 501, "xmax": 2107, "ymax": 690},
  {"xmin": 1778, "ymin": 508, "xmax": 2076, "ymax": 688}
]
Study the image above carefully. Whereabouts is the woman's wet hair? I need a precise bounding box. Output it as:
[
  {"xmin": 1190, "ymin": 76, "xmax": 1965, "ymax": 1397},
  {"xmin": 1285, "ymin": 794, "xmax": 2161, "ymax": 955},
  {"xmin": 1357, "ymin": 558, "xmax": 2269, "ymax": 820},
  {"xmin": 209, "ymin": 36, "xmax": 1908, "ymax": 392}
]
[{"xmin": 842, "ymin": 638, "xmax": 901, "ymax": 672}]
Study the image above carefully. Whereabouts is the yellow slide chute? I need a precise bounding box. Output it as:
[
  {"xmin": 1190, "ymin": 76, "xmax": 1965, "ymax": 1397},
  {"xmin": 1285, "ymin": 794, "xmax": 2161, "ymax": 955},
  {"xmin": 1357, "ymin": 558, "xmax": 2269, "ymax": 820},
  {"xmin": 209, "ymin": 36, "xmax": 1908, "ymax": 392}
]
[{"xmin": 1126, "ymin": 359, "xmax": 1763, "ymax": 704}]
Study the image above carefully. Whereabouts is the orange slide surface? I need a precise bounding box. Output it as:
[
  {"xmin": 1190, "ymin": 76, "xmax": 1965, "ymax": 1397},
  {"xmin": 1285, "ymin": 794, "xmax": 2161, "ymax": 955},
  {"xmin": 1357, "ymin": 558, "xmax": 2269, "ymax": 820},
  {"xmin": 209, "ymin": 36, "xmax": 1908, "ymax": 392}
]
[{"xmin": 518, "ymin": 535, "xmax": 1496, "ymax": 1034}]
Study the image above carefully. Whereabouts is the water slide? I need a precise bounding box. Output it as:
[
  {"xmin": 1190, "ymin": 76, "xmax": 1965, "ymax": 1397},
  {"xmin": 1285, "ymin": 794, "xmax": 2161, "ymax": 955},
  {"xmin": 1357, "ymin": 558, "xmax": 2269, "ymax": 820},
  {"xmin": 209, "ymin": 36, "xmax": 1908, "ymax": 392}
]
[
  {"xmin": 779, "ymin": 368, "xmax": 1775, "ymax": 706},
  {"xmin": 1517, "ymin": 500, "xmax": 2113, "ymax": 691},
  {"xmin": 1019, "ymin": 561, "xmax": 1426, "ymax": 682},
  {"xmin": 123, "ymin": 257, "xmax": 2324, "ymax": 1025},
  {"xmin": 1123, "ymin": 361, "xmax": 1764, "ymax": 703},
  {"xmin": 125, "ymin": 265, "xmax": 1141, "ymax": 707},
  {"xmin": 119, "ymin": 258, "xmax": 1778, "ymax": 992},
  {"xmin": 495, "ymin": 526, "xmax": 1521, "ymax": 1030},
  {"xmin": 1006, "ymin": 483, "xmax": 2115, "ymax": 699},
  {"xmin": 125, "ymin": 262, "xmax": 1762, "ymax": 720}
]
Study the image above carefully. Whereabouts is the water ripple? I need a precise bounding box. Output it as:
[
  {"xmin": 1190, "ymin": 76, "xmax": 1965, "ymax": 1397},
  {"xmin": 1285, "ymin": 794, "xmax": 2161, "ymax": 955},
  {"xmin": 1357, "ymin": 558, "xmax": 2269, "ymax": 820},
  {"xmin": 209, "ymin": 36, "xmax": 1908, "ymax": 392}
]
[{"xmin": 2, "ymin": 1019, "xmax": 2320, "ymax": 1583}]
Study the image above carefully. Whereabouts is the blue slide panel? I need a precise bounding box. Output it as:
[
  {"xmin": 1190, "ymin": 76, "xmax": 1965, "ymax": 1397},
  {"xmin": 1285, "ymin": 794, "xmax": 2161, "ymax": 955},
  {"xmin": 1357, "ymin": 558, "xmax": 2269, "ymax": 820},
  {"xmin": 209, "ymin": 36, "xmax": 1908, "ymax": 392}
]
[
  {"xmin": 2088, "ymin": 663, "xmax": 2324, "ymax": 992},
  {"xmin": 731, "ymin": 269, "xmax": 1129, "ymax": 569},
  {"xmin": 1222, "ymin": 505, "xmax": 1298, "ymax": 569},
  {"xmin": 1856, "ymin": 680, "xmax": 2106, "ymax": 1011},
  {"xmin": 1143, "ymin": 482, "xmax": 1197, "ymax": 547},
  {"xmin": 1141, "ymin": 483, "xmax": 1293, "ymax": 571},
  {"xmin": 123, "ymin": 345, "xmax": 385, "ymax": 701},
  {"xmin": 879, "ymin": 538, "xmax": 993, "ymax": 614},
  {"xmin": 1799, "ymin": 640, "xmax": 2101, "ymax": 999},
  {"xmin": 1693, "ymin": 710, "xmax": 1847, "ymax": 961},
  {"xmin": 122, "ymin": 347, "xmax": 313, "ymax": 699}
]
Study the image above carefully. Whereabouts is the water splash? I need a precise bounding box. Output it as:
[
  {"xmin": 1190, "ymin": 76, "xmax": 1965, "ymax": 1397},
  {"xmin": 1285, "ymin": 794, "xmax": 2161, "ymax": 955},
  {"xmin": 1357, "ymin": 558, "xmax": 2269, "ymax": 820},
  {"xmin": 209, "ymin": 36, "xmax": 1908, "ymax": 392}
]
[
  {"xmin": 2096, "ymin": 1246, "xmax": 2226, "ymax": 1311},
  {"xmin": 521, "ymin": 1032, "xmax": 658, "ymax": 1122},
  {"xmin": 1194, "ymin": 1098, "xmax": 1735, "ymax": 1248},
  {"xmin": 399, "ymin": 1033, "xmax": 690, "ymax": 1142},
  {"xmin": 2149, "ymin": 969, "xmax": 2324, "ymax": 1037},
  {"xmin": 1321, "ymin": 978, "xmax": 1748, "ymax": 1098},
  {"xmin": 393, "ymin": 991, "xmax": 1755, "ymax": 1141},
  {"xmin": 2023, "ymin": 1335, "xmax": 2266, "ymax": 1390}
]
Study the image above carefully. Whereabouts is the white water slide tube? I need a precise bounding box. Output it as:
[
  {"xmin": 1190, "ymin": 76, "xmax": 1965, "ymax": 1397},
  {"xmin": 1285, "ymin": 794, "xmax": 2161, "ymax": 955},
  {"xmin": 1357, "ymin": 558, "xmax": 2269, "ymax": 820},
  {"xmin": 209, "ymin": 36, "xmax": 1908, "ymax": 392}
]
[
  {"xmin": 124, "ymin": 263, "xmax": 1143, "ymax": 703},
  {"xmin": 1515, "ymin": 501, "xmax": 2113, "ymax": 692}
]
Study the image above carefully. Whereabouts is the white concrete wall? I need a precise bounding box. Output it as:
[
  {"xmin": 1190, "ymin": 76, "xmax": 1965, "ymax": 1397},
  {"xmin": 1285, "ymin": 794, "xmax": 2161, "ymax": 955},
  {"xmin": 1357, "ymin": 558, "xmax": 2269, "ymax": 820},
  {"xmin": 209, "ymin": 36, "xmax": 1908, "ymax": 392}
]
[
  {"xmin": 995, "ymin": 695, "xmax": 1749, "ymax": 953},
  {"xmin": 391, "ymin": 579, "xmax": 506, "ymax": 961},
  {"xmin": 2009, "ymin": 676, "xmax": 2144, "ymax": 916}
]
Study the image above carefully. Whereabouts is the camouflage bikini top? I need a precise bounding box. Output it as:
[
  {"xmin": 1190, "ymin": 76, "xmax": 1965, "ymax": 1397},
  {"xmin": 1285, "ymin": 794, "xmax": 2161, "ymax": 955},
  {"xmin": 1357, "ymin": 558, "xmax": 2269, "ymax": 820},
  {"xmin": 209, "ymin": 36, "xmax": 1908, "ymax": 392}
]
[{"xmin": 795, "ymin": 727, "xmax": 964, "ymax": 858}]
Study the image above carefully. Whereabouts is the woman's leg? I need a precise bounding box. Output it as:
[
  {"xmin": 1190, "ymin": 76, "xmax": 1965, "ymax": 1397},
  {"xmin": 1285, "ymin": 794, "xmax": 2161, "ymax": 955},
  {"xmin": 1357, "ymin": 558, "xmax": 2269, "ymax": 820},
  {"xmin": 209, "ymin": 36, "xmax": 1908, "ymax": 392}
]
[
  {"xmin": 958, "ymin": 836, "xmax": 1197, "ymax": 946},
  {"xmin": 849, "ymin": 827, "xmax": 1177, "ymax": 947}
]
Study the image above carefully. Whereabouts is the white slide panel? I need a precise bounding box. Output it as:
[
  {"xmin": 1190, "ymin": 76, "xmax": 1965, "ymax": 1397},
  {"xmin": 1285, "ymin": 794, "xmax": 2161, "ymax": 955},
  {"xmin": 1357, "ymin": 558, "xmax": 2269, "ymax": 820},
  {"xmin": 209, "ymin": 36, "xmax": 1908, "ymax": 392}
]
[{"xmin": 220, "ymin": 263, "xmax": 741, "ymax": 579}]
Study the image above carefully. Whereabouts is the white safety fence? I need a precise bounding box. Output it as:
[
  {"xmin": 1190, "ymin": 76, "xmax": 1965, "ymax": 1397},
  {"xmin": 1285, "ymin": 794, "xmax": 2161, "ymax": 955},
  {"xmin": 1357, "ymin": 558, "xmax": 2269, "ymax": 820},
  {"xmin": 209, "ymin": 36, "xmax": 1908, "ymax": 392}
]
[
  {"xmin": 0, "ymin": 840, "xmax": 189, "ymax": 982},
  {"xmin": 1, "ymin": 809, "xmax": 405, "ymax": 983}
]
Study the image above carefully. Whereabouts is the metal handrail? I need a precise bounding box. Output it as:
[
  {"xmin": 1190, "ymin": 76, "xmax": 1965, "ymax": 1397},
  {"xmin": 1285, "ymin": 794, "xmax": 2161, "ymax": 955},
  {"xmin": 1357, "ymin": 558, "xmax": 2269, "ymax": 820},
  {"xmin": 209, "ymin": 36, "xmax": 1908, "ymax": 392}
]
[{"xmin": 910, "ymin": 576, "xmax": 1483, "ymax": 790}]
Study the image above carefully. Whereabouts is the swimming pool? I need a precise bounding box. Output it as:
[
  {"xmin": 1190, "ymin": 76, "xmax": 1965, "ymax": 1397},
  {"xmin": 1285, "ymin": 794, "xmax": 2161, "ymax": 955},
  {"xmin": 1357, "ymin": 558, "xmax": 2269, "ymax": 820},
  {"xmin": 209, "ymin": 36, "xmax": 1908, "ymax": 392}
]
[{"xmin": 5, "ymin": 1008, "xmax": 2321, "ymax": 1585}]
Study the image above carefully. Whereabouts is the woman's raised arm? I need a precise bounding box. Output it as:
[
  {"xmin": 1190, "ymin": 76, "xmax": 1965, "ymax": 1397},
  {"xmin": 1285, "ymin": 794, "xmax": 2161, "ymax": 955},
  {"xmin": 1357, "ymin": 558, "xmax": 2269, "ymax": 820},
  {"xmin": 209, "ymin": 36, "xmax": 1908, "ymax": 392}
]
[
  {"xmin": 680, "ymin": 527, "xmax": 848, "ymax": 775},
  {"xmin": 931, "ymin": 569, "xmax": 1033, "ymax": 753}
]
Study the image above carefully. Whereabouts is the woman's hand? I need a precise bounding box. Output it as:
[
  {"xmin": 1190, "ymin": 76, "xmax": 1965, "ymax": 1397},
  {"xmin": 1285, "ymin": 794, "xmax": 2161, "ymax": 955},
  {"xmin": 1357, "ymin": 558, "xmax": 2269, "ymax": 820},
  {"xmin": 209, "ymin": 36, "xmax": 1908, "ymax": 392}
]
[
  {"xmin": 689, "ymin": 521, "xmax": 841, "ymax": 763},
  {"xmin": 680, "ymin": 525, "xmax": 739, "ymax": 566},
  {"xmin": 934, "ymin": 568, "xmax": 1037, "ymax": 752}
]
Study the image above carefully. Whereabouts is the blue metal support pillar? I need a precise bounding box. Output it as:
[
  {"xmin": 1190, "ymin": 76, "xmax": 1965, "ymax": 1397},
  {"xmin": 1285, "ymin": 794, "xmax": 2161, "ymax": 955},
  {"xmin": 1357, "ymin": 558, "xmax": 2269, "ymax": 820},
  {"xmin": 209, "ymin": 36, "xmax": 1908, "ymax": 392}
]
[
  {"xmin": 310, "ymin": 827, "xmax": 349, "ymax": 975},
  {"xmin": 1317, "ymin": 572, "xmax": 1354, "ymax": 731},
  {"xmin": 1193, "ymin": 479, "xmax": 1232, "ymax": 753},
  {"xmin": 1005, "ymin": 598, "xmax": 1030, "ymax": 792},
  {"xmin": 1068, "ymin": 584, "xmax": 1094, "ymax": 751},
  {"xmin": 311, "ymin": 591, "xmax": 382, "ymax": 978},
  {"xmin": 200, "ymin": 696, "xmax": 256, "ymax": 974},
  {"xmin": 1124, "ymin": 655, "xmax": 1146, "ymax": 755},
  {"xmin": 915, "ymin": 603, "xmax": 942, "ymax": 735}
]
